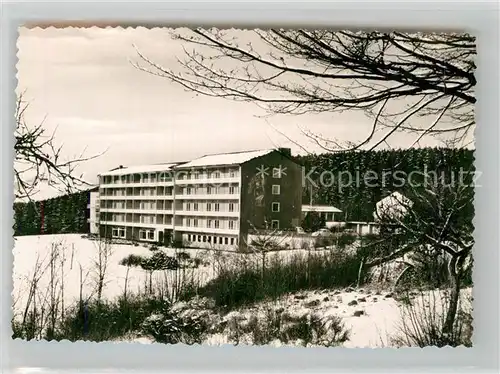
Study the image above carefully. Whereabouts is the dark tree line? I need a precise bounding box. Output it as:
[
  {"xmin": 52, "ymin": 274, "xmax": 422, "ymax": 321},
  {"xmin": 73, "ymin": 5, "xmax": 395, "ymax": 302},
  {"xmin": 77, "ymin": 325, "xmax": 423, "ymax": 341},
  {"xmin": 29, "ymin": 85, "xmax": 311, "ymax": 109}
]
[
  {"xmin": 295, "ymin": 147, "xmax": 475, "ymax": 222},
  {"xmin": 13, "ymin": 191, "xmax": 90, "ymax": 236}
]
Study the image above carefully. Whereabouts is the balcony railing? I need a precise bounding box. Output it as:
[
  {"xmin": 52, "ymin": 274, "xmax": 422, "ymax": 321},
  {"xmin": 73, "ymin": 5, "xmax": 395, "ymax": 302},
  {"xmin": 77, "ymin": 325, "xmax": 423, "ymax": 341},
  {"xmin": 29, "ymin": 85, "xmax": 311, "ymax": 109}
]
[{"xmin": 175, "ymin": 210, "xmax": 239, "ymax": 218}]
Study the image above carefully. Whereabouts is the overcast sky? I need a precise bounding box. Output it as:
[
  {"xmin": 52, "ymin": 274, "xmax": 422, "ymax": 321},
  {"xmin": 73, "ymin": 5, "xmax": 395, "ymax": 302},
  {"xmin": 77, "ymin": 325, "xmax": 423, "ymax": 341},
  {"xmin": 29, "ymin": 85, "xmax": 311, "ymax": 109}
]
[{"xmin": 17, "ymin": 27, "xmax": 460, "ymax": 199}]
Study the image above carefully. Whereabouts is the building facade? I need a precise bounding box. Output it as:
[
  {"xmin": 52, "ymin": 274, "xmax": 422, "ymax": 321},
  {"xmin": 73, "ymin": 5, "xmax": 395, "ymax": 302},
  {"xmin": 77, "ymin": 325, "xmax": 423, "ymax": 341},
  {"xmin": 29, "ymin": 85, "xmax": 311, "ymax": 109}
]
[
  {"xmin": 97, "ymin": 148, "xmax": 302, "ymax": 250},
  {"xmin": 88, "ymin": 189, "xmax": 100, "ymax": 235}
]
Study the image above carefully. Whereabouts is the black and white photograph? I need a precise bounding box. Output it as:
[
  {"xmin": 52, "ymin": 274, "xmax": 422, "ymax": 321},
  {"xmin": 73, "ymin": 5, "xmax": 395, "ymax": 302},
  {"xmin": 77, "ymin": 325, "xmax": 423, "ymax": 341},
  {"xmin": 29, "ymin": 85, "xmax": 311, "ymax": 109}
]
[{"xmin": 12, "ymin": 26, "xmax": 475, "ymax": 348}]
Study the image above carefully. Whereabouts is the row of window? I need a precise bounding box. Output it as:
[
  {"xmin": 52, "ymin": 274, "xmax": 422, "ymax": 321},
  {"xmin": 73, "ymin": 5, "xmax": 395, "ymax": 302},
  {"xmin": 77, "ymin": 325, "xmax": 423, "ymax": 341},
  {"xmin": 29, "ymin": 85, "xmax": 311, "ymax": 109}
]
[
  {"xmin": 101, "ymin": 169, "xmax": 241, "ymax": 185},
  {"xmin": 187, "ymin": 234, "xmax": 238, "ymax": 246},
  {"xmin": 177, "ymin": 169, "xmax": 239, "ymax": 180},
  {"xmin": 101, "ymin": 183, "xmax": 281, "ymax": 198},
  {"xmin": 102, "ymin": 201, "xmax": 241, "ymax": 213},
  {"xmin": 183, "ymin": 185, "xmax": 239, "ymax": 195},
  {"xmin": 185, "ymin": 218, "xmax": 238, "ymax": 230},
  {"xmin": 111, "ymin": 228, "xmax": 126, "ymax": 238},
  {"xmin": 185, "ymin": 202, "xmax": 239, "ymax": 212},
  {"xmin": 112, "ymin": 228, "xmax": 155, "ymax": 241},
  {"xmin": 105, "ymin": 202, "xmax": 278, "ymax": 223}
]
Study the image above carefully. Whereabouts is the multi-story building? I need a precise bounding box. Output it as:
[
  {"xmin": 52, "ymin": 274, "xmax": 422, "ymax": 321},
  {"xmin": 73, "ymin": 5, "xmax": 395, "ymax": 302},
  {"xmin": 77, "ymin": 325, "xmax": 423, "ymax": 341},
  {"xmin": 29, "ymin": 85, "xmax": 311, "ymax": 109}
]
[{"xmin": 97, "ymin": 148, "xmax": 302, "ymax": 251}]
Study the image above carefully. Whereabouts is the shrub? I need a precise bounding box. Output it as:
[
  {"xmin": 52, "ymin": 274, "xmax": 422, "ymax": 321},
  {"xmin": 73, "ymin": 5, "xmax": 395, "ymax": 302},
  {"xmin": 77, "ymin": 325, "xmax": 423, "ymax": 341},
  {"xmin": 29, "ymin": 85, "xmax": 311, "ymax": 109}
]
[
  {"xmin": 119, "ymin": 254, "xmax": 146, "ymax": 268},
  {"xmin": 141, "ymin": 307, "xmax": 207, "ymax": 345},
  {"xmin": 336, "ymin": 232, "xmax": 357, "ymax": 250},
  {"xmin": 392, "ymin": 289, "xmax": 473, "ymax": 347},
  {"xmin": 224, "ymin": 308, "xmax": 350, "ymax": 347},
  {"xmin": 200, "ymin": 251, "xmax": 361, "ymax": 310},
  {"xmin": 141, "ymin": 251, "xmax": 180, "ymax": 271},
  {"xmin": 301, "ymin": 212, "xmax": 326, "ymax": 233},
  {"xmin": 55, "ymin": 296, "xmax": 171, "ymax": 342},
  {"xmin": 176, "ymin": 251, "xmax": 191, "ymax": 261},
  {"xmin": 149, "ymin": 244, "xmax": 160, "ymax": 252}
]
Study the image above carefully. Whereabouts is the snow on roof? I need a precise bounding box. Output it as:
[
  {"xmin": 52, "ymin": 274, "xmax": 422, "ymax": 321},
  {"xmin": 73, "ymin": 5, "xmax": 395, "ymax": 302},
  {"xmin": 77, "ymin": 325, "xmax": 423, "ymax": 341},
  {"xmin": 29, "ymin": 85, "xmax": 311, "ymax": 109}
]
[
  {"xmin": 374, "ymin": 191, "xmax": 412, "ymax": 221},
  {"xmin": 100, "ymin": 163, "xmax": 178, "ymax": 176},
  {"xmin": 302, "ymin": 204, "xmax": 342, "ymax": 213},
  {"xmin": 176, "ymin": 149, "xmax": 274, "ymax": 169}
]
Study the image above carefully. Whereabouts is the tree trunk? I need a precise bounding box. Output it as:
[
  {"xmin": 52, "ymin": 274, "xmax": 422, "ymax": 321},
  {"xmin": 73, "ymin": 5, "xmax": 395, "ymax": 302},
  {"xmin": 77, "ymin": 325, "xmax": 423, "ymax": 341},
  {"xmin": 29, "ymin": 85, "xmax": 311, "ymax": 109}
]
[
  {"xmin": 356, "ymin": 257, "xmax": 366, "ymax": 288},
  {"xmin": 442, "ymin": 255, "xmax": 460, "ymax": 343}
]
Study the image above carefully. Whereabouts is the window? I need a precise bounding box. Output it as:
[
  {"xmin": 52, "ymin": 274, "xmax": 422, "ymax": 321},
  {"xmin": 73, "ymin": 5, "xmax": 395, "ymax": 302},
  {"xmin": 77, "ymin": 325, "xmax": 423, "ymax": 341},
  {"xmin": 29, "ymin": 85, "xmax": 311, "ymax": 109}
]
[
  {"xmin": 271, "ymin": 220, "xmax": 280, "ymax": 230},
  {"xmin": 230, "ymin": 170, "xmax": 237, "ymax": 178},
  {"xmin": 112, "ymin": 228, "xmax": 119, "ymax": 237},
  {"xmin": 188, "ymin": 234, "xmax": 191, "ymax": 241},
  {"xmin": 193, "ymin": 202, "xmax": 199, "ymax": 211},
  {"xmin": 186, "ymin": 218, "xmax": 192, "ymax": 227},
  {"xmin": 224, "ymin": 237, "xmax": 229, "ymax": 245},
  {"xmin": 139, "ymin": 229, "xmax": 154, "ymax": 241},
  {"xmin": 214, "ymin": 203, "xmax": 220, "ymax": 212},
  {"xmin": 203, "ymin": 236, "xmax": 207, "ymax": 243},
  {"xmin": 206, "ymin": 203, "xmax": 212, "ymax": 212},
  {"xmin": 272, "ymin": 168, "xmax": 282, "ymax": 178},
  {"xmin": 228, "ymin": 221, "xmax": 235, "ymax": 230},
  {"xmin": 214, "ymin": 220, "xmax": 220, "ymax": 229},
  {"xmin": 272, "ymin": 185, "xmax": 281, "ymax": 195},
  {"xmin": 213, "ymin": 171, "xmax": 221, "ymax": 179},
  {"xmin": 207, "ymin": 219, "xmax": 213, "ymax": 228},
  {"xmin": 119, "ymin": 228, "xmax": 125, "ymax": 238},
  {"xmin": 230, "ymin": 238, "xmax": 235, "ymax": 246},
  {"xmin": 272, "ymin": 202, "xmax": 280, "ymax": 212},
  {"xmin": 159, "ymin": 171, "xmax": 168, "ymax": 182},
  {"xmin": 219, "ymin": 237, "xmax": 223, "ymax": 244},
  {"xmin": 142, "ymin": 173, "xmax": 149, "ymax": 183},
  {"xmin": 193, "ymin": 172, "xmax": 199, "ymax": 180},
  {"xmin": 186, "ymin": 187, "xmax": 192, "ymax": 195},
  {"xmin": 198, "ymin": 235, "xmax": 202, "ymax": 242},
  {"xmin": 229, "ymin": 203, "xmax": 235, "ymax": 212},
  {"xmin": 193, "ymin": 218, "xmax": 199, "ymax": 228},
  {"xmin": 229, "ymin": 186, "xmax": 237, "ymax": 194},
  {"xmin": 186, "ymin": 203, "xmax": 191, "ymax": 211},
  {"xmin": 207, "ymin": 187, "xmax": 212, "ymax": 195},
  {"xmin": 207, "ymin": 236, "xmax": 211, "ymax": 243}
]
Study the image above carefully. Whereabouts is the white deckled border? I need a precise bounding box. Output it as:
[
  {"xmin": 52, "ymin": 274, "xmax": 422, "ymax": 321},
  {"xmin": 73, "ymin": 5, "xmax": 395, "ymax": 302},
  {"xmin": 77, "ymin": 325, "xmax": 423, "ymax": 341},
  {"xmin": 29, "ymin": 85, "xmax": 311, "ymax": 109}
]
[{"xmin": 1, "ymin": 1, "xmax": 498, "ymax": 373}]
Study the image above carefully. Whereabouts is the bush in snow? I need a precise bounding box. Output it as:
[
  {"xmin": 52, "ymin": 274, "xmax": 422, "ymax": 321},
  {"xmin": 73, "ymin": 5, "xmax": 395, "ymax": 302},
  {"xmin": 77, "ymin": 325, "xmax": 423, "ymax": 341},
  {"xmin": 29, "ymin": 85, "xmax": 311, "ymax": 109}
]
[
  {"xmin": 335, "ymin": 232, "xmax": 357, "ymax": 250},
  {"xmin": 141, "ymin": 251, "xmax": 179, "ymax": 271},
  {"xmin": 175, "ymin": 251, "xmax": 191, "ymax": 261},
  {"xmin": 119, "ymin": 254, "xmax": 145, "ymax": 268},
  {"xmin": 141, "ymin": 301, "xmax": 211, "ymax": 345},
  {"xmin": 223, "ymin": 308, "xmax": 350, "ymax": 347},
  {"xmin": 392, "ymin": 289, "xmax": 473, "ymax": 347},
  {"xmin": 200, "ymin": 251, "xmax": 360, "ymax": 310}
]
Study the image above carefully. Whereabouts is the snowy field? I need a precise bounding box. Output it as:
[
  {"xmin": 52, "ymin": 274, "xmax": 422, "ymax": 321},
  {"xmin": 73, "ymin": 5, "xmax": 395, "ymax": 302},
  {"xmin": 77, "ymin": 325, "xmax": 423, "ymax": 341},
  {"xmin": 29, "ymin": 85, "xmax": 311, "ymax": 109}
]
[
  {"xmin": 12, "ymin": 234, "xmax": 219, "ymax": 312},
  {"xmin": 12, "ymin": 233, "xmax": 331, "ymax": 312},
  {"xmin": 12, "ymin": 234, "xmax": 472, "ymax": 347}
]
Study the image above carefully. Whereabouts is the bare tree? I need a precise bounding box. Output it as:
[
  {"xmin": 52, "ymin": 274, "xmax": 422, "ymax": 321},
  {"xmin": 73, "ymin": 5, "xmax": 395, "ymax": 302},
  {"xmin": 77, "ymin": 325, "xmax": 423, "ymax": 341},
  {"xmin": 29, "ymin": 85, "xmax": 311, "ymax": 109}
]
[
  {"xmin": 365, "ymin": 173, "xmax": 473, "ymax": 342},
  {"xmin": 14, "ymin": 93, "xmax": 104, "ymax": 200},
  {"xmin": 92, "ymin": 237, "xmax": 115, "ymax": 302},
  {"xmin": 132, "ymin": 29, "xmax": 475, "ymax": 150}
]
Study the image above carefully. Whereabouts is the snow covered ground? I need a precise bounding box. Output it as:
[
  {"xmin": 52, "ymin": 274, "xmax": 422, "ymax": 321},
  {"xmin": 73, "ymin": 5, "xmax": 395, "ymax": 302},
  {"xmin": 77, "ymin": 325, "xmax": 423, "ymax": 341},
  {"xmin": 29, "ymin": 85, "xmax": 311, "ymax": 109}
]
[
  {"xmin": 12, "ymin": 233, "xmax": 332, "ymax": 312},
  {"xmin": 12, "ymin": 234, "xmax": 219, "ymax": 312},
  {"xmin": 12, "ymin": 234, "xmax": 472, "ymax": 347}
]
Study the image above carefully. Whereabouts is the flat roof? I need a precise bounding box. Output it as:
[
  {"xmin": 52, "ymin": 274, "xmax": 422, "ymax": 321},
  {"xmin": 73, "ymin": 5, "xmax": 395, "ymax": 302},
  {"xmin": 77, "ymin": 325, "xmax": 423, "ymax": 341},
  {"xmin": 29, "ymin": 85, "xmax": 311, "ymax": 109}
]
[{"xmin": 302, "ymin": 205, "xmax": 342, "ymax": 213}]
